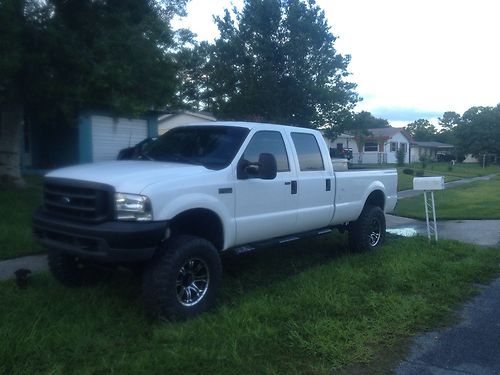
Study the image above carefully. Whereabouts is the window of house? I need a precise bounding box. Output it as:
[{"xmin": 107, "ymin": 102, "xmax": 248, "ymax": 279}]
[
  {"xmin": 243, "ymin": 131, "xmax": 290, "ymax": 172},
  {"xmin": 390, "ymin": 142, "xmax": 397, "ymax": 152},
  {"xmin": 400, "ymin": 143, "xmax": 407, "ymax": 153},
  {"xmin": 364, "ymin": 142, "xmax": 378, "ymax": 152},
  {"xmin": 291, "ymin": 132, "xmax": 325, "ymax": 171}
]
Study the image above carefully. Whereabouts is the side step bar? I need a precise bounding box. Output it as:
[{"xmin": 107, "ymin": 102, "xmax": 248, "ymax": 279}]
[{"xmin": 231, "ymin": 227, "xmax": 334, "ymax": 255}]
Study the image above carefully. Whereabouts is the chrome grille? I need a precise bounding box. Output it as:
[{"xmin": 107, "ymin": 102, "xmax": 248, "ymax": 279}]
[{"xmin": 43, "ymin": 178, "xmax": 113, "ymax": 222}]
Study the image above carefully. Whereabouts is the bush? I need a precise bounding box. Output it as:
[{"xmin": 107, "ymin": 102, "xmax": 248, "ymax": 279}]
[
  {"xmin": 403, "ymin": 168, "xmax": 414, "ymax": 175},
  {"xmin": 419, "ymin": 156, "xmax": 429, "ymax": 169},
  {"xmin": 415, "ymin": 170, "xmax": 424, "ymax": 177},
  {"xmin": 396, "ymin": 148, "xmax": 406, "ymax": 166}
]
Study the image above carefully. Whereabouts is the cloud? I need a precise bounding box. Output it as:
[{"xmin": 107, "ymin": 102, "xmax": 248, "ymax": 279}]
[{"xmin": 370, "ymin": 107, "xmax": 442, "ymax": 122}]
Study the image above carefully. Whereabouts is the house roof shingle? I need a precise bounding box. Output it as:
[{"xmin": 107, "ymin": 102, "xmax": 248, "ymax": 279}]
[
  {"xmin": 412, "ymin": 141, "xmax": 454, "ymax": 148},
  {"xmin": 364, "ymin": 127, "xmax": 413, "ymax": 142}
]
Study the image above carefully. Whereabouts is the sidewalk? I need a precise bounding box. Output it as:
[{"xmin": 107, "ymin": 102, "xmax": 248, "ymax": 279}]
[{"xmin": 0, "ymin": 254, "xmax": 47, "ymax": 281}]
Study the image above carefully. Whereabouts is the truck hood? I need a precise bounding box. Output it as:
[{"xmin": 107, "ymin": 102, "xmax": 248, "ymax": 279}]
[{"xmin": 46, "ymin": 161, "xmax": 210, "ymax": 194}]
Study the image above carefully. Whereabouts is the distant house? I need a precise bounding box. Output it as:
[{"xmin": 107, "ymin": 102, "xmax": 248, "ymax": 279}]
[
  {"xmin": 323, "ymin": 133, "xmax": 358, "ymax": 158},
  {"xmin": 410, "ymin": 141, "xmax": 455, "ymax": 163},
  {"xmin": 22, "ymin": 111, "xmax": 160, "ymax": 170},
  {"xmin": 329, "ymin": 127, "xmax": 412, "ymax": 164},
  {"xmin": 22, "ymin": 110, "xmax": 216, "ymax": 170},
  {"xmin": 157, "ymin": 111, "xmax": 216, "ymax": 135}
]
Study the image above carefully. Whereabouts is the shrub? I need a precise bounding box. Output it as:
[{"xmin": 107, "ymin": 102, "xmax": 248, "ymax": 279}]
[
  {"xmin": 403, "ymin": 168, "xmax": 414, "ymax": 175},
  {"xmin": 419, "ymin": 156, "xmax": 428, "ymax": 169},
  {"xmin": 396, "ymin": 148, "xmax": 406, "ymax": 166}
]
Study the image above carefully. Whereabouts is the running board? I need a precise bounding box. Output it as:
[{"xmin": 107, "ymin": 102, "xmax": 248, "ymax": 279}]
[{"xmin": 231, "ymin": 227, "xmax": 334, "ymax": 255}]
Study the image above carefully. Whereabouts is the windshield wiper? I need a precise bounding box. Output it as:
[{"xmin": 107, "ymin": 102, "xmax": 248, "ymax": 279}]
[
  {"xmin": 137, "ymin": 150, "xmax": 155, "ymax": 161},
  {"xmin": 163, "ymin": 154, "xmax": 202, "ymax": 166}
]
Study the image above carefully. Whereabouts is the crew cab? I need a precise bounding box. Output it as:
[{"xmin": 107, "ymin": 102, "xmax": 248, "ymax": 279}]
[{"xmin": 32, "ymin": 121, "xmax": 397, "ymax": 320}]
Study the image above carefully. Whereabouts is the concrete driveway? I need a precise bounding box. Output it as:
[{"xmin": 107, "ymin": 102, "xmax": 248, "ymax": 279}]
[{"xmin": 386, "ymin": 214, "xmax": 500, "ymax": 248}]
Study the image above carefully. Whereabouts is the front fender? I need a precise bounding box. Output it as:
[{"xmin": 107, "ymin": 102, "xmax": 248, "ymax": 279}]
[{"xmin": 157, "ymin": 193, "xmax": 235, "ymax": 250}]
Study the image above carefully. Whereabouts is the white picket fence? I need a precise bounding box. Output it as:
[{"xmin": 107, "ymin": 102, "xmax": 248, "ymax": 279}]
[{"xmin": 351, "ymin": 152, "xmax": 388, "ymax": 164}]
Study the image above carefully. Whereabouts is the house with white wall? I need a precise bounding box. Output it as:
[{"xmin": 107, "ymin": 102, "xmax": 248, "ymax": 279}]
[
  {"xmin": 323, "ymin": 133, "xmax": 358, "ymax": 157},
  {"xmin": 157, "ymin": 111, "xmax": 216, "ymax": 135},
  {"xmin": 410, "ymin": 141, "xmax": 455, "ymax": 163},
  {"xmin": 329, "ymin": 127, "xmax": 412, "ymax": 164},
  {"xmin": 22, "ymin": 110, "xmax": 217, "ymax": 170}
]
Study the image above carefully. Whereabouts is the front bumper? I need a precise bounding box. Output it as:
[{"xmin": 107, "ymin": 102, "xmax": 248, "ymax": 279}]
[{"xmin": 32, "ymin": 208, "xmax": 168, "ymax": 263}]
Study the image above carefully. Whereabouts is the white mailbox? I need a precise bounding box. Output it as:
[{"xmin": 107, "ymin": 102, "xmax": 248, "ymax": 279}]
[
  {"xmin": 413, "ymin": 176, "xmax": 445, "ymax": 191},
  {"xmin": 411, "ymin": 176, "xmax": 445, "ymax": 242}
]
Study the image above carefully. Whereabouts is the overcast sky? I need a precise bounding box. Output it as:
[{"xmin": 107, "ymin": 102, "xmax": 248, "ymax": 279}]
[{"xmin": 173, "ymin": 0, "xmax": 500, "ymax": 127}]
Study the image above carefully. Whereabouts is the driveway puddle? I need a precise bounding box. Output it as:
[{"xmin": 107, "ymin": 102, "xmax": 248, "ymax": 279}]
[{"xmin": 387, "ymin": 227, "xmax": 419, "ymax": 237}]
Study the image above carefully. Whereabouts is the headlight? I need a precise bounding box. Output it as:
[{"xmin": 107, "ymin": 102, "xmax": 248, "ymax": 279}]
[{"xmin": 115, "ymin": 193, "xmax": 153, "ymax": 221}]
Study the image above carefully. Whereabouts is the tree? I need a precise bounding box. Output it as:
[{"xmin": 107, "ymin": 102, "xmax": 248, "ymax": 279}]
[
  {"xmin": 352, "ymin": 111, "xmax": 389, "ymax": 130},
  {"xmin": 436, "ymin": 111, "xmax": 461, "ymax": 145},
  {"xmin": 200, "ymin": 0, "xmax": 358, "ymax": 129},
  {"xmin": 322, "ymin": 110, "xmax": 389, "ymax": 145},
  {"xmin": 0, "ymin": 0, "xmax": 187, "ymax": 186},
  {"xmin": 405, "ymin": 119, "xmax": 437, "ymax": 141},
  {"xmin": 438, "ymin": 111, "xmax": 461, "ymax": 130},
  {"xmin": 455, "ymin": 105, "xmax": 500, "ymax": 160}
]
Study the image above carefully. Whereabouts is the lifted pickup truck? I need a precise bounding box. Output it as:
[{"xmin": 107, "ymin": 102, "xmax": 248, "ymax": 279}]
[{"xmin": 33, "ymin": 122, "xmax": 397, "ymax": 320}]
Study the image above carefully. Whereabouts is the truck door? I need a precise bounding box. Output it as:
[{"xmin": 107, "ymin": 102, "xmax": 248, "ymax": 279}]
[
  {"xmin": 290, "ymin": 132, "xmax": 335, "ymax": 231},
  {"xmin": 234, "ymin": 130, "xmax": 298, "ymax": 245}
]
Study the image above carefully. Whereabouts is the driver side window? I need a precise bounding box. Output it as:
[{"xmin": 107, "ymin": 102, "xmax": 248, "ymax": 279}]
[{"xmin": 242, "ymin": 131, "xmax": 290, "ymax": 172}]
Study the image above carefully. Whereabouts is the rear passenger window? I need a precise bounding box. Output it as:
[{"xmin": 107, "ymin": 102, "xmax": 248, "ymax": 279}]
[
  {"xmin": 291, "ymin": 132, "xmax": 325, "ymax": 171},
  {"xmin": 242, "ymin": 131, "xmax": 290, "ymax": 172}
]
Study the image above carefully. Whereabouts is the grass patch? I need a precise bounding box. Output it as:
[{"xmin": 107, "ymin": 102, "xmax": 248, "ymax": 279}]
[
  {"xmin": 1, "ymin": 235, "xmax": 499, "ymax": 374},
  {"xmin": 395, "ymin": 177, "xmax": 500, "ymax": 220},
  {"xmin": 423, "ymin": 162, "xmax": 500, "ymax": 178},
  {"xmin": 0, "ymin": 176, "xmax": 43, "ymax": 260}
]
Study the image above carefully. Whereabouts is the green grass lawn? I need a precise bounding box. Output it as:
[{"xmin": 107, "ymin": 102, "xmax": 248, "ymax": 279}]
[
  {"xmin": 0, "ymin": 176, "xmax": 43, "ymax": 260},
  {"xmin": 1, "ymin": 235, "xmax": 499, "ymax": 374},
  {"xmin": 395, "ymin": 176, "xmax": 500, "ymax": 220},
  {"xmin": 423, "ymin": 162, "xmax": 500, "ymax": 178}
]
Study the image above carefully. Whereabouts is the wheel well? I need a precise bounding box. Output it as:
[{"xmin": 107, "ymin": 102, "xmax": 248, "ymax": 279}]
[
  {"xmin": 169, "ymin": 209, "xmax": 224, "ymax": 251},
  {"xmin": 364, "ymin": 190, "xmax": 385, "ymax": 211}
]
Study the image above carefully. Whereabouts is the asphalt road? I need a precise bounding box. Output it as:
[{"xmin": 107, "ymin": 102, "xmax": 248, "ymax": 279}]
[{"xmin": 396, "ymin": 278, "xmax": 500, "ymax": 375}]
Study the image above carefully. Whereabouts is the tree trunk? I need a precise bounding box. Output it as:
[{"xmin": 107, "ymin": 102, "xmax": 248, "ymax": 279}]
[{"xmin": 0, "ymin": 104, "xmax": 25, "ymax": 187}]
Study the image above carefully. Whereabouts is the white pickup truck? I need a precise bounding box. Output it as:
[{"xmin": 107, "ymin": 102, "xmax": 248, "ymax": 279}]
[{"xmin": 33, "ymin": 121, "xmax": 397, "ymax": 319}]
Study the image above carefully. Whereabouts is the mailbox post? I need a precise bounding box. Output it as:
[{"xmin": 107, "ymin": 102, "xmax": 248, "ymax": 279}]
[{"xmin": 413, "ymin": 176, "xmax": 445, "ymax": 242}]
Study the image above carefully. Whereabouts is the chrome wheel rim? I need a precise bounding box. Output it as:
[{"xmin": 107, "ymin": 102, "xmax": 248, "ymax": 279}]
[
  {"xmin": 176, "ymin": 258, "xmax": 210, "ymax": 307},
  {"xmin": 368, "ymin": 218, "xmax": 382, "ymax": 247}
]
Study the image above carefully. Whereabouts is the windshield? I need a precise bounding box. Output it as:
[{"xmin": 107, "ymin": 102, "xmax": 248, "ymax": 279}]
[{"xmin": 142, "ymin": 126, "xmax": 250, "ymax": 170}]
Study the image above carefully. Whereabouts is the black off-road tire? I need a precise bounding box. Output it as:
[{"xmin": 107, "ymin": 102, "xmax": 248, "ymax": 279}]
[
  {"xmin": 142, "ymin": 235, "xmax": 222, "ymax": 321},
  {"xmin": 348, "ymin": 205, "xmax": 386, "ymax": 252},
  {"xmin": 48, "ymin": 251, "xmax": 113, "ymax": 287}
]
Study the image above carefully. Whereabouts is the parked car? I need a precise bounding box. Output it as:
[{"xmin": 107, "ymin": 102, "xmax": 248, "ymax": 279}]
[
  {"xmin": 436, "ymin": 152, "xmax": 455, "ymax": 162},
  {"xmin": 33, "ymin": 122, "xmax": 397, "ymax": 320},
  {"xmin": 117, "ymin": 137, "xmax": 157, "ymax": 160}
]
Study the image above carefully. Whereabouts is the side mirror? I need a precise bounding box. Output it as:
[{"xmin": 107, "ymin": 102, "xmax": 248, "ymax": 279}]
[
  {"xmin": 258, "ymin": 153, "xmax": 277, "ymax": 180},
  {"xmin": 237, "ymin": 153, "xmax": 277, "ymax": 180}
]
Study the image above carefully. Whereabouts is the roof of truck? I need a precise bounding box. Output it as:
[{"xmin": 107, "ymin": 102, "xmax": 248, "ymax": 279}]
[{"xmin": 181, "ymin": 121, "xmax": 320, "ymax": 134}]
